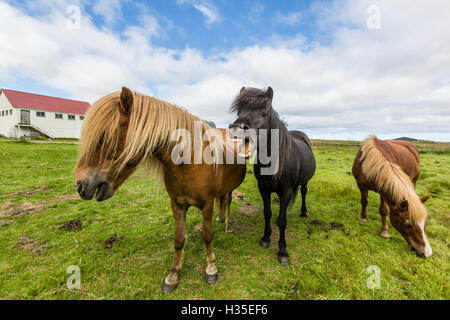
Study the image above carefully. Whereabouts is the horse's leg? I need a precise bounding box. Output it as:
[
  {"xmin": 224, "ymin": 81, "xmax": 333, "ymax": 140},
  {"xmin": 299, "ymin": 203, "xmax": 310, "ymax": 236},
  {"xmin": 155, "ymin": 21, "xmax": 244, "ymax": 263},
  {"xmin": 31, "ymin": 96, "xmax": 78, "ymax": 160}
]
[
  {"xmin": 358, "ymin": 184, "xmax": 369, "ymax": 222},
  {"xmin": 379, "ymin": 196, "xmax": 391, "ymax": 238},
  {"xmin": 258, "ymin": 184, "xmax": 272, "ymax": 248},
  {"xmin": 202, "ymin": 199, "xmax": 218, "ymax": 284},
  {"xmin": 276, "ymin": 190, "xmax": 291, "ymax": 265},
  {"xmin": 215, "ymin": 196, "xmax": 224, "ymax": 222},
  {"xmin": 224, "ymin": 192, "xmax": 232, "ymax": 233},
  {"xmin": 162, "ymin": 200, "xmax": 188, "ymax": 293},
  {"xmin": 300, "ymin": 184, "xmax": 308, "ymax": 218}
]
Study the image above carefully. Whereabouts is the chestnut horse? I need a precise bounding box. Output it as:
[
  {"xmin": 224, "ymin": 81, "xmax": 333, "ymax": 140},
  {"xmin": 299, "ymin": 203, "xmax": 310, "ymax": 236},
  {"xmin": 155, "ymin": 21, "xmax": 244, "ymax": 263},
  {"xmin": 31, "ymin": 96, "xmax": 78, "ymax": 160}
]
[
  {"xmin": 352, "ymin": 136, "xmax": 432, "ymax": 257},
  {"xmin": 75, "ymin": 87, "xmax": 246, "ymax": 292}
]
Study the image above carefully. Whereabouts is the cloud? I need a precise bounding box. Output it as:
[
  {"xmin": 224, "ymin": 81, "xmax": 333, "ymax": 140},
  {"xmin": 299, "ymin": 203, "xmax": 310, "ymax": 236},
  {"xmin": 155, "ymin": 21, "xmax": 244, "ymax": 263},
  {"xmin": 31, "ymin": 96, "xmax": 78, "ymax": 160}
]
[
  {"xmin": 273, "ymin": 11, "xmax": 304, "ymax": 26},
  {"xmin": 92, "ymin": 0, "xmax": 123, "ymax": 25},
  {"xmin": 1, "ymin": 0, "xmax": 449, "ymax": 141},
  {"xmin": 177, "ymin": 0, "xmax": 220, "ymax": 25}
]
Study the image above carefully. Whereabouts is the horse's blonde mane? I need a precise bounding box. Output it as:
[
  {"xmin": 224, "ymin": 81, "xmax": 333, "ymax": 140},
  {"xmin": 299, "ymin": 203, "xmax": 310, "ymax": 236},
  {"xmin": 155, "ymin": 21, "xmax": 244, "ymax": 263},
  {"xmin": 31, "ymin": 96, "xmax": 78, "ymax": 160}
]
[
  {"xmin": 77, "ymin": 91, "xmax": 224, "ymax": 175},
  {"xmin": 360, "ymin": 136, "xmax": 427, "ymax": 223}
]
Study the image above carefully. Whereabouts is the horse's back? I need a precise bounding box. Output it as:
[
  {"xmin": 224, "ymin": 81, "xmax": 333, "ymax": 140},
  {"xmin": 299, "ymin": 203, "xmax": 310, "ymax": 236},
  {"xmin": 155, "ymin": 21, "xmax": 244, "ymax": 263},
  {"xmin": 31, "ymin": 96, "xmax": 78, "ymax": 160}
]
[
  {"xmin": 354, "ymin": 137, "xmax": 420, "ymax": 188},
  {"xmin": 290, "ymin": 130, "xmax": 313, "ymax": 150},
  {"xmin": 378, "ymin": 139, "xmax": 420, "ymax": 180}
]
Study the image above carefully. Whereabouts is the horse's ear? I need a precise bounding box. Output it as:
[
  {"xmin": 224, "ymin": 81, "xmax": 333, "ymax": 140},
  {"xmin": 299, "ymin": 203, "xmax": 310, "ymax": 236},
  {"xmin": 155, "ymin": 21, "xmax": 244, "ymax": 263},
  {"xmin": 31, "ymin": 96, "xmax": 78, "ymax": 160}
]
[
  {"xmin": 264, "ymin": 87, "xmax": 273, "ymax": 112},
  {"xmin": 400, "ymin": 200, "xmax": 408, "ymax": 212},
  {"xmin": 420, "ymin": 195, "xmax": 430, "ymax": 203},
  {"xmin": 266, "ymin": 87, "xmax": 273, "ymax": 100},
  {"xmin": 240, "ymin": 87, "xmax": 246, "ymax": 95},
  {"xmin": 119, "ymin": 86, "xmax": 133, "ymax": 114}
]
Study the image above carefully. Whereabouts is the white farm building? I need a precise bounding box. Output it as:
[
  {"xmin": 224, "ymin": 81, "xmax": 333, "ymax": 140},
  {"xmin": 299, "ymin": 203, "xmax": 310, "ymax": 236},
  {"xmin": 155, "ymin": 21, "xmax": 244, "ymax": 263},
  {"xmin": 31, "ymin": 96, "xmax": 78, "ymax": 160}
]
[{"xmin": 0, "ymin": 89, "xmax": 90, "ymax": 139}]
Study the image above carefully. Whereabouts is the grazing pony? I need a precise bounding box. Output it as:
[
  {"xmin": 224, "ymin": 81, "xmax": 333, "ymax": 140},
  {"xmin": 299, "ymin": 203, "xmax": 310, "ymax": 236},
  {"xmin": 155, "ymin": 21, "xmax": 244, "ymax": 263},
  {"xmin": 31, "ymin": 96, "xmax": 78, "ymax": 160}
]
[
  {"xmin": 229, "ymin": 87, "xmax": 316, "ymax": 265},
  {"xmin": 75, "ymin": 87, "xmax": 247, "ymax": 292},
  {"xmin": 352, "ymin": 136, "xmax": 432, "ymax": 257}
]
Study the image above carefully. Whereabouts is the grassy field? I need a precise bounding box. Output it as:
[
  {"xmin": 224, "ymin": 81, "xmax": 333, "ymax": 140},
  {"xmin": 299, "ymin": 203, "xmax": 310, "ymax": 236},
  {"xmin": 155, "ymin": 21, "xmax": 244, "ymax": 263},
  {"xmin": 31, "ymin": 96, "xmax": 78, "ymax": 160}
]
[{"xmin": 0, "ymin": 139, "xmax": 448, "ymax": 300}]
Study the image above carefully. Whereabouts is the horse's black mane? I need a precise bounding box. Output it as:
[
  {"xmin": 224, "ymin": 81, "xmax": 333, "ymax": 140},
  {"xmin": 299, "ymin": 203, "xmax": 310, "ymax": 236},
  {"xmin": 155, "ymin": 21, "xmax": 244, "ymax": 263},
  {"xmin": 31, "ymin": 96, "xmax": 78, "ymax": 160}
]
[
  {"xmin": 231, "ymin": 87, "xmax": 291, "ymax": 181},
  {"xmin": 231, "ymin": 88, "xmax": 268, "ymax": 113}
]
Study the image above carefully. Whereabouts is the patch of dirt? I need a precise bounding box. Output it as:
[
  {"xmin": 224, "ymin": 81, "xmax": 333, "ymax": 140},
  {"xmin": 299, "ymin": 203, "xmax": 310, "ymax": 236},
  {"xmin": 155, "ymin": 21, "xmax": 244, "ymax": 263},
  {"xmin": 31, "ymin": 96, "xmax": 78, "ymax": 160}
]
[
  {"xmin": 232, "ymin": 190, "xmax": 247, "ymax": 202},
  {"xmin": 329, "ymin": 221, "xmax": 346, "ymax": 232},
  {"xmin": 0, "ymin": 202, "xmax": 42, "ymax": 218},
  {"xmin": 0, "ymin": 193, "xmax": 79, "ymax": 219},
  {"xmin": 102, "ymin": 234, "xmax": 124, "ymax": 249},
  {"xmin": 54, "ymin": 194, "xmax": 79, "ymax": 201},
  {"xmin": 310, "ymin": 219, "xmax": 326, "ymax": 228},
  {"xmin": 0, "ymin": 219, "xmax": 13, "ymax": 227},
  {"xmin": 59, "ymin": 220, "xmax": 83, "ymax": 231},
  {"xmin": 247, "ymin": 169, "xmax": 253, "ymax": 174},
  {"xmin": 272, "ymin": 197, "xmax": 280, "ymax": 203},
  {"xmin": 193, "ymin": 223, "xmax": 203, "ymax": 233},
  {"xmin": 16, "ymin": 234, "xmax": 48, "ymax": 255},
  {"xmin": 309, "ymin": 219, "xmax": 349, "ymax": 235},
  {"xmin": 238, "ymin": 203, "xmax": 260, "ymax": 216},
  {"xmin": 11, "ymin": 186, "xmax": 49, "ymax": 197}
]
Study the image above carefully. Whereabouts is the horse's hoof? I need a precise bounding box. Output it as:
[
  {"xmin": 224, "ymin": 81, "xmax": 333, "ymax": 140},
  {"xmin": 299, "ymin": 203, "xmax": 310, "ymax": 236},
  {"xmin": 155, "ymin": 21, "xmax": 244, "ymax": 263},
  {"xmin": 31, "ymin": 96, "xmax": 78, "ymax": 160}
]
[
  {"xmin": 278, "ymin": 256, "xmax": 290, "ymax": 265},
  {"xmin": 358, "ymin": 217, "xmax": 367, "ymax": 223},
  {"xmin": 225, "ymin": 226, "xmax": 233, "ymax": 233},
  {"xmin": 204, "ymin": 272, "xmax": 218, "ymax": 284},
  {"xmin": 259, "ymin": 240, "xmax": 270, "ymax": 248},
  {"xmin": 380, "ymin": 231, "xmax": 391, "ymax": 238},
  {"xmin": 216, "ymin": 216, "xmax": 222, "ymax": 222},
  {"xmin": 300, "ymin": 212, "xmax": 308, "ymax": 218},
  {"xmin": 162, "ymin": 281, "xmax": 177, "ymax": 293}
]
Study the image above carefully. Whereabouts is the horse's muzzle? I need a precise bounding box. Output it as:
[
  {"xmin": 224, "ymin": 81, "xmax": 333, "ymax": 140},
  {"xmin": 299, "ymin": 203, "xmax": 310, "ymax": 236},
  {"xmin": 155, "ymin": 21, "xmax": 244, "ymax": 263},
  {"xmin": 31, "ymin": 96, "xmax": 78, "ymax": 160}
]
[
  {"xmin": 77, "ymin": 178, "xmax": 115, "ymax": 202},
  {"xmin": 228, "ymin": 122, "xmax": 249, "ymax": 131},
  {"xmin": 410, "ymin": 245, "xmax": 427, "ymax": 258}
]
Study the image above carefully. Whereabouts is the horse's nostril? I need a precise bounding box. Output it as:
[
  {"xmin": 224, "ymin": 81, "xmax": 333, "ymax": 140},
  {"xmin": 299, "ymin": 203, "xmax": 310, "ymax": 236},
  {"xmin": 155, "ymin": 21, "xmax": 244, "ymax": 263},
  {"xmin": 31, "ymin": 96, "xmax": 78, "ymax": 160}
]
[
  {"xmin": 76, "ymin": 181, "xmax": 83, "ymax": 194},
  {"xmin": 243, "ymin": 124, "xmax": 250, "ymax": 130}
]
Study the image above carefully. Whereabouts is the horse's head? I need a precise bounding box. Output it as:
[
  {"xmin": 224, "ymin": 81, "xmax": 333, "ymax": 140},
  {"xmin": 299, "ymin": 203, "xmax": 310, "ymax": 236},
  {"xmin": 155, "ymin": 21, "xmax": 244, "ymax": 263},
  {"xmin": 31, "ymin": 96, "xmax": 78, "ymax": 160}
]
[
  {"xmin": 389, "ymin": 195, "xmax": 432, "ymax": 257},
  {"xmin": 75, "ymin": 87, "xmax": 140, "ymax": 202},
  {"xmin": 229, "ymin": 87, "xmax": 274, "ymax": 132}
]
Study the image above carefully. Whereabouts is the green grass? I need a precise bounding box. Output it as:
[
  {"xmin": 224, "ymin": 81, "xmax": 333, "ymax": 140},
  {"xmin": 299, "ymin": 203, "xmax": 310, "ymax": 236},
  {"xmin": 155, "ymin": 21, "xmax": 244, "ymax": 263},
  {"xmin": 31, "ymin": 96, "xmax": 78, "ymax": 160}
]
[{"xmin": 0, "ymin": 140, "xmax": 448, "ymax": 300}]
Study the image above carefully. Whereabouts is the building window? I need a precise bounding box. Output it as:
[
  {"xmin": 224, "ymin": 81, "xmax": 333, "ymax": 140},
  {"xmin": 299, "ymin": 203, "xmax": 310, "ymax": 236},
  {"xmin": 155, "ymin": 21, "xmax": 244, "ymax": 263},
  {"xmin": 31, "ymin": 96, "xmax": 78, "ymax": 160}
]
[
  {"xmin": 37, "ymin": 111, "xmax": 45, "ymax": 117},
  {"xmin": 9, "ymin": 110, "xmax": 13, "ymax": 115},
  {"xmin": 55, "ymin": 113, "xmax": 63, "ymax": 119},
  {"xmin": 1, "ymin": 111, "xmax": 3, "ymax": 116},
  {"xmin": 68, "ymin": 115, "xmax": 75, "ymax": 120},
  {"xmin": 80, "ymin": 116, "xmax": 84, "ymax": 120}
]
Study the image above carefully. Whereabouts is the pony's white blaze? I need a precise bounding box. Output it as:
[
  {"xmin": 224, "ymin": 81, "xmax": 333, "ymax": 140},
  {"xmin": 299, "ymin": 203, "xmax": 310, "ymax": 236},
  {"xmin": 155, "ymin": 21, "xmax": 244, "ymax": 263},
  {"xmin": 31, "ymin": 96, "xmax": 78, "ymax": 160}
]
[{"xmin": 418, "ymin": 221, "xmax": 432, "ymax": 257}]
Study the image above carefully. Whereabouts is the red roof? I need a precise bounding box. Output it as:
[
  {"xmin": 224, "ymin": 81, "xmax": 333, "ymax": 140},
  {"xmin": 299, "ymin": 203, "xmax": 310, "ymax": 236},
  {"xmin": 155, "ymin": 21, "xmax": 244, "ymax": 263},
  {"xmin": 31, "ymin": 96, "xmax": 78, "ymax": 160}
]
[{"xmin": 1, "ymin": 89, "xmax": 90, "ymax": 115}]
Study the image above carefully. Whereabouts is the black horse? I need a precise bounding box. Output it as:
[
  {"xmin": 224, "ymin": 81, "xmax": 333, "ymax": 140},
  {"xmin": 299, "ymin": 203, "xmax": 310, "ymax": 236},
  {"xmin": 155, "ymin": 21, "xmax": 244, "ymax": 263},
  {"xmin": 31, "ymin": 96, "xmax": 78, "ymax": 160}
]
[{"xmin": 229, "ymin": 87, "xmax": 316, "ymax": 265}]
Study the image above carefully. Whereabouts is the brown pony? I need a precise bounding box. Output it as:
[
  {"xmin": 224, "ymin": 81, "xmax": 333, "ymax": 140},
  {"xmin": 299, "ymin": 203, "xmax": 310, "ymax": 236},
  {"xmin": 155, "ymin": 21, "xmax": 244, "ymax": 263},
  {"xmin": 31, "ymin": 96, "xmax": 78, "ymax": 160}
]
[
  {"xmin": 352, "ymin": 136, "xmax": 432, "ymax": 257},
  {"xmin": 75, "ymin": 87, "xmax": 246, "ymax": 292},
  {"xmin": 214, "ymin": 128, "xmax": 247, "ymax": 232}
]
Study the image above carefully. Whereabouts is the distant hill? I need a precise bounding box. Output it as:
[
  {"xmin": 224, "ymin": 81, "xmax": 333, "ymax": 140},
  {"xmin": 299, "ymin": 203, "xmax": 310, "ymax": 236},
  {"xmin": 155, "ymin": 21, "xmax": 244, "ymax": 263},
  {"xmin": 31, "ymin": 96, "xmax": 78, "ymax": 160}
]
[{"xmin": 394, "ymin": 137, "xmax": 418, "ymax": 142}]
